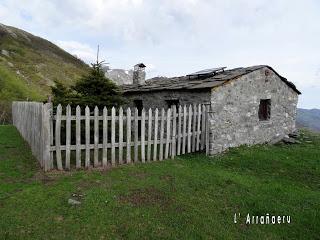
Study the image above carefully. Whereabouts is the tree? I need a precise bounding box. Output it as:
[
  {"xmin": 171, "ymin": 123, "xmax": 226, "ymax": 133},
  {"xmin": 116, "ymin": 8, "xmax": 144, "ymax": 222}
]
[
  {"xmin": 51, "ymin": 61, "xmax": 125, "ymax": 108},
  {"xmin": 51, "ymin": 80, "xmax": 72, "ymax": 107}
]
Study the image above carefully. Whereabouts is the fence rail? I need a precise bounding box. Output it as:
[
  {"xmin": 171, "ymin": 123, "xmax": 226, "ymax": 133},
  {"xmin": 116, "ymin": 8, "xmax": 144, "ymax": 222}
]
[{"xmin": 12, "ymin": 102, "xmax": 209, "ymax": 171}]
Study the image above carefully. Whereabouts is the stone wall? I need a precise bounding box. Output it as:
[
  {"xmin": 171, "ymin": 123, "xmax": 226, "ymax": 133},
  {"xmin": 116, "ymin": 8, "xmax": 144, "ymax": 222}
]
[
  {"xmin": 123, "ymin": 89, "xmax": 211, "ymax": 110},
  {"xmin": 209, "ymin": 66, "xmax": 299, "ymax": 154}
]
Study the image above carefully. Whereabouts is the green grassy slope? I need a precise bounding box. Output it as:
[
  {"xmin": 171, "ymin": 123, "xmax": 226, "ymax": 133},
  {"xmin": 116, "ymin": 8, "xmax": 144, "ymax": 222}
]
[
  {"xmin": 0, "ymin": 23, "xmax": 89, "ymax": 120},
  {"xmin": 0, "ymin": 125, "xmax": 319, "ymax": 239}
]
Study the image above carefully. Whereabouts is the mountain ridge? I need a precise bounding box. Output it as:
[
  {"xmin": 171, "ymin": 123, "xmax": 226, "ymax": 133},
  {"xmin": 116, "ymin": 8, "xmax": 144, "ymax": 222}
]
[
  {"xmin": 0, "ymin": 23, "xmax": 89, "ymax": 102},
  {"xmin": 0, "ymin": 23, "xmax": 92, "ymax": 122},
  {"xmin": 297, "ymin": 108, "xmax": 320, "ymax": 132}
]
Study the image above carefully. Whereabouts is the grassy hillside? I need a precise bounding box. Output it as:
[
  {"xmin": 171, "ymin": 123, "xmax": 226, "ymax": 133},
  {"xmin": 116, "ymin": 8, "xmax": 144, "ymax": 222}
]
[
  {"xmin": 0, "ymin": 23, "xmax": 89, "ymax": 122},
  {"xmin": 0, "ymin": 125, "xmax": 319, "ymax": 239}
]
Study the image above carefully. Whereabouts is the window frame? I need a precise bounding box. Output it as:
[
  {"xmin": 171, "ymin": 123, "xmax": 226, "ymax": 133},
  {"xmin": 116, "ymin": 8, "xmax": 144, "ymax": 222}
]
[{"xmin": 258, "ymin": 99, "xmax": 271, "ymax": 121}]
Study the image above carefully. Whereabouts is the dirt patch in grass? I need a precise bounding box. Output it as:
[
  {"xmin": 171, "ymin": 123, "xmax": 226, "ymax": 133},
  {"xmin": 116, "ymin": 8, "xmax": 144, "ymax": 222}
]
[{"xmin": 118, "ymin": 187, "xmax": 172, "ymax": 208}]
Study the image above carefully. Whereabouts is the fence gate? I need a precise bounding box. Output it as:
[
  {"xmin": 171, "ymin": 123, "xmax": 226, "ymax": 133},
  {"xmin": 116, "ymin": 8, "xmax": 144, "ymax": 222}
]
[{"xmin": 12, "ymin": 102, "xmax": 210, "ymax": 171}]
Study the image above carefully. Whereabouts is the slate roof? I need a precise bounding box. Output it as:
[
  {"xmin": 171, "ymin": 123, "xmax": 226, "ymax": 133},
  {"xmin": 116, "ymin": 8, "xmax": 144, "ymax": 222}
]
[{"xmin": 122, "ymin": 65, "xmax": 301, "ymax": 94}]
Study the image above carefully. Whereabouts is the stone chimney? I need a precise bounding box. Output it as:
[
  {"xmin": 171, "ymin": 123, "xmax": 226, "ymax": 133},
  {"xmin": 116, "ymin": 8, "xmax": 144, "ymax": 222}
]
[{"xmin": 133, "ymin": 63, "xmax": 146, "ymax": 85}]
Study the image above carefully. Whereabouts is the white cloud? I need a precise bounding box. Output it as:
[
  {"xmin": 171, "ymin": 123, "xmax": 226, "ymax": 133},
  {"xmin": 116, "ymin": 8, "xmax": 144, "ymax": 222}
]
[
  {"xmin": 56, "ymin": 40, "xmax": 96, "ymax": 63},
  {"xmin": 0, "ymin": 0, "xmax": 320, "ymax": 107}
]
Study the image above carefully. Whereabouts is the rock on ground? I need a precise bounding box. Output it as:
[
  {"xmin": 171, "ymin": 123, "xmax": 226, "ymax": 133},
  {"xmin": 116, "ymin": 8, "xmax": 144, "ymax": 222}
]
[{"xmin": 68, "ymin": 198, "xmax": 81, "ymax": 205}]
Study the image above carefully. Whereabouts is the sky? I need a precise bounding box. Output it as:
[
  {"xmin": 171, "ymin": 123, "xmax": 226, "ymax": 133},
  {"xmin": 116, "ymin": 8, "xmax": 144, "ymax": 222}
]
[{"xmin": 0, "ymin": 0, "xmax": 319, "ymax": 109}]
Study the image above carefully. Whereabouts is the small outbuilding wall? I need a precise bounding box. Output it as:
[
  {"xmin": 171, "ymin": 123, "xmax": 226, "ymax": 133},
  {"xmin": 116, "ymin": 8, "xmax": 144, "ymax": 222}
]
[
  {"xmin": 208, "ymin": 67, "xmax": 299, "ymax": 154},
  {"xmin": 124, "ymin": 89, "xmax": 211, "ymax": 110}
]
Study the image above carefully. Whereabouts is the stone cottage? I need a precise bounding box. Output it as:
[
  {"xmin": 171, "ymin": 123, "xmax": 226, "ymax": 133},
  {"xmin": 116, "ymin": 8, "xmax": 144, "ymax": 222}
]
[{"xmin": 121, "ymin": 64, "xmax": 301, "ymax": 154}]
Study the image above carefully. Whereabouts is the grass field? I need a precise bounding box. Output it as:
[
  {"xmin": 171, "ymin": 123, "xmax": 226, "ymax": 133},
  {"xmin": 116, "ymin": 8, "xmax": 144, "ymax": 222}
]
[{"xmin": 0, "ymin": 125, "xmax": 319, "ymax": 239}]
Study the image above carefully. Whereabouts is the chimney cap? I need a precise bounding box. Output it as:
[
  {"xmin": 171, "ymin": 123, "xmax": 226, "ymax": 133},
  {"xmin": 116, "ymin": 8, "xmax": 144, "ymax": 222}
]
[{"xmin": 134, "ymin": 63, "xmax": 146, "ymax": 68}]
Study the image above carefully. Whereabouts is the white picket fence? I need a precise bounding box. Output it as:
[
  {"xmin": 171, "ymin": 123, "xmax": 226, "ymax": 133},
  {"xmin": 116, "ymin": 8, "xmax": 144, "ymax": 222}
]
[{"xmin": 12, "ymin": 102, "xmax": 209, "ymax": 171}]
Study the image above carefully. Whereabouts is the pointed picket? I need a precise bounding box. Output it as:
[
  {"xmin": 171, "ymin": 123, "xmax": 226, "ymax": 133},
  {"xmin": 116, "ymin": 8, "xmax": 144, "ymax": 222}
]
[
  {"xmin": 111, "ymin": 107, "xmax": 116, "ymax": 166},
  {"xmin": 153, "ymin": 108, "xmax": 159, "ymax": 161},
  {"xmin": 134, "ymin": 108, "xmax": 139, "ymax": 162},
  {"xmin": 192, "ymin": 104, "xmax": 197, "ymax": 152},
  {"xmin": 141, "ymin": 108, "xmax": 146, "ymax": 163},
  {"xmin": 147, "ymin": 108, "xmax": 152, "ymax": 161},
  {"xmin": 171, "ymin": 105, "xmax": 177, "ymax": 159},
  {"xmin": 65, "ymin": 105, "xmax": 71, "ymax": 170},
  {"xmin": 159, "ymin": 108, "xmax": 165, "ymax": 161},
  {"xmin": 55, "ymin": 104, "xmax": 62, "ymax": 170},
  {"xmin": 126, "ymin": 108, "xmax": 131, "ymax": 163},
  {"xmin": 85, "ymin": 106, "xmax": 90, "ymax": 168},
  {"xmin": 182, "ymin": 105, "xmax": 187, "ymax": 154},
  {"xmin": 196, "ymin": 104, "xmax": 201, "ymax": 151},
  {"xmin": 187, "ymin": 105, "xmax": 192, "ymax": 153},
  {"xmin": 102, "ymin": 107, "xmax": 108, "ymax": 167},
  {"xmin": 119, "ymin": 107, "xmax": 123, "ymax": 164},
  {"xmin": 165, "ymin": 108, "xmax": 171, "ymax": 159},
  {"xmin": 177, "ymin": 105, "xmax": 182, "ymax": 155},
  {"xmin": 76, "ymin": 106, "xmax": 81, "ymax": 168},
  {"xmin": 93, "ymin": 106, "xmax": 99, "ymax": 167}
]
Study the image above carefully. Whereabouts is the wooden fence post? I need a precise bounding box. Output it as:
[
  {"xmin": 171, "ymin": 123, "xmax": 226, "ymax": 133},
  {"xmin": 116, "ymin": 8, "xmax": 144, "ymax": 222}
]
[
  {"xmin": 42, "ymin": 103, "xmax": 52, "ymax": 171},
  {"xmin": 177, "ymin": 105, "xmax": 182, "ymax": 156},
  {"xmin": 134, "ymin": 108, "xmax": 139, "ymax": 162},
  {"xmin": 76, "ymin": 106, "xmax": 81, "ymax": 169},
  {"xmin": 65, "ymin": 105, "xmax": 71, "ymax": 170},
  {"xmin": 182, "ymin": 105, "xmax": 187, "ymax": 154},
  {"xmin": 171, "ymin": 105, "xmax": 176, "ymax": 159},
  {"xmin": 111, "ymin": 107, "xmax": 116, "ymax": 166},
  {"xmin": 126, "ymin": 108, "xmax": 131, "ymax": 164},
  {"xmin": 102, "ymin": 107, "xmax": 108, "ymax": 167},
  {"xmin": 85, "ymin": 106, "xmax": 90, "ymax": 168},
  {"xmin": 159, "ymin": 108, "xmax": 165, "ymax": 161},
  {"xmin": 141, "ymin": 109, "xmax": 146, "ymax": 163},
  {"xmin": 119, "ymin": 107, "xmax": 124, "ymax": 164},
  {"xmin": 147, "ymin": 108, "xmax": 152, "ymax": 162},
  {"xmin": 187, "ymin": 105, "xmax": 192, "ymax": 153},
  {"xmin": 165, "ymin": 108, "xmax": 171, "ymax": 159},
  {"xmin": 94, "ymin": 106, "xmax": 99, "ymax": 167},
  {"xmin": 153, "ymin": 108, "xmax": 159, "ymax": 161},
  {"xmin": 196, "ymin": 104, "xmax": 201, "ymax": 151},
  {"xmin": 55, "ymin": 104, "xmax": 63, "ymax": 170},
  {"xmin": 192, "ymin": 104, "xmax": 197, "ymax": 152}
]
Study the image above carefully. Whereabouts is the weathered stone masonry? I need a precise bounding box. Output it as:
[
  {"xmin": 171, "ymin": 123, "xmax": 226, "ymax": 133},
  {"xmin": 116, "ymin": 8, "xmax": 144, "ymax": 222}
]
[{"xmin": 208, "ymin": 67, "xmax": 298, "ymax": 154}]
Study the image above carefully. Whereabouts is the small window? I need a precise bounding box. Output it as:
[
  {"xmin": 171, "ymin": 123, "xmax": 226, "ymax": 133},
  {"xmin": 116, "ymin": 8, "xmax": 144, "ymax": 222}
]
[
  {"xmin": 259, "ymin": 99, "xmax": 271, "ymax": 121},
  {"xmin": 134, "ymin": 100, "xmax": 143, "ymax": 114},
  {"xmin": 166, "ymin": 99, "xmax": 180, "ymax": 108}
]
